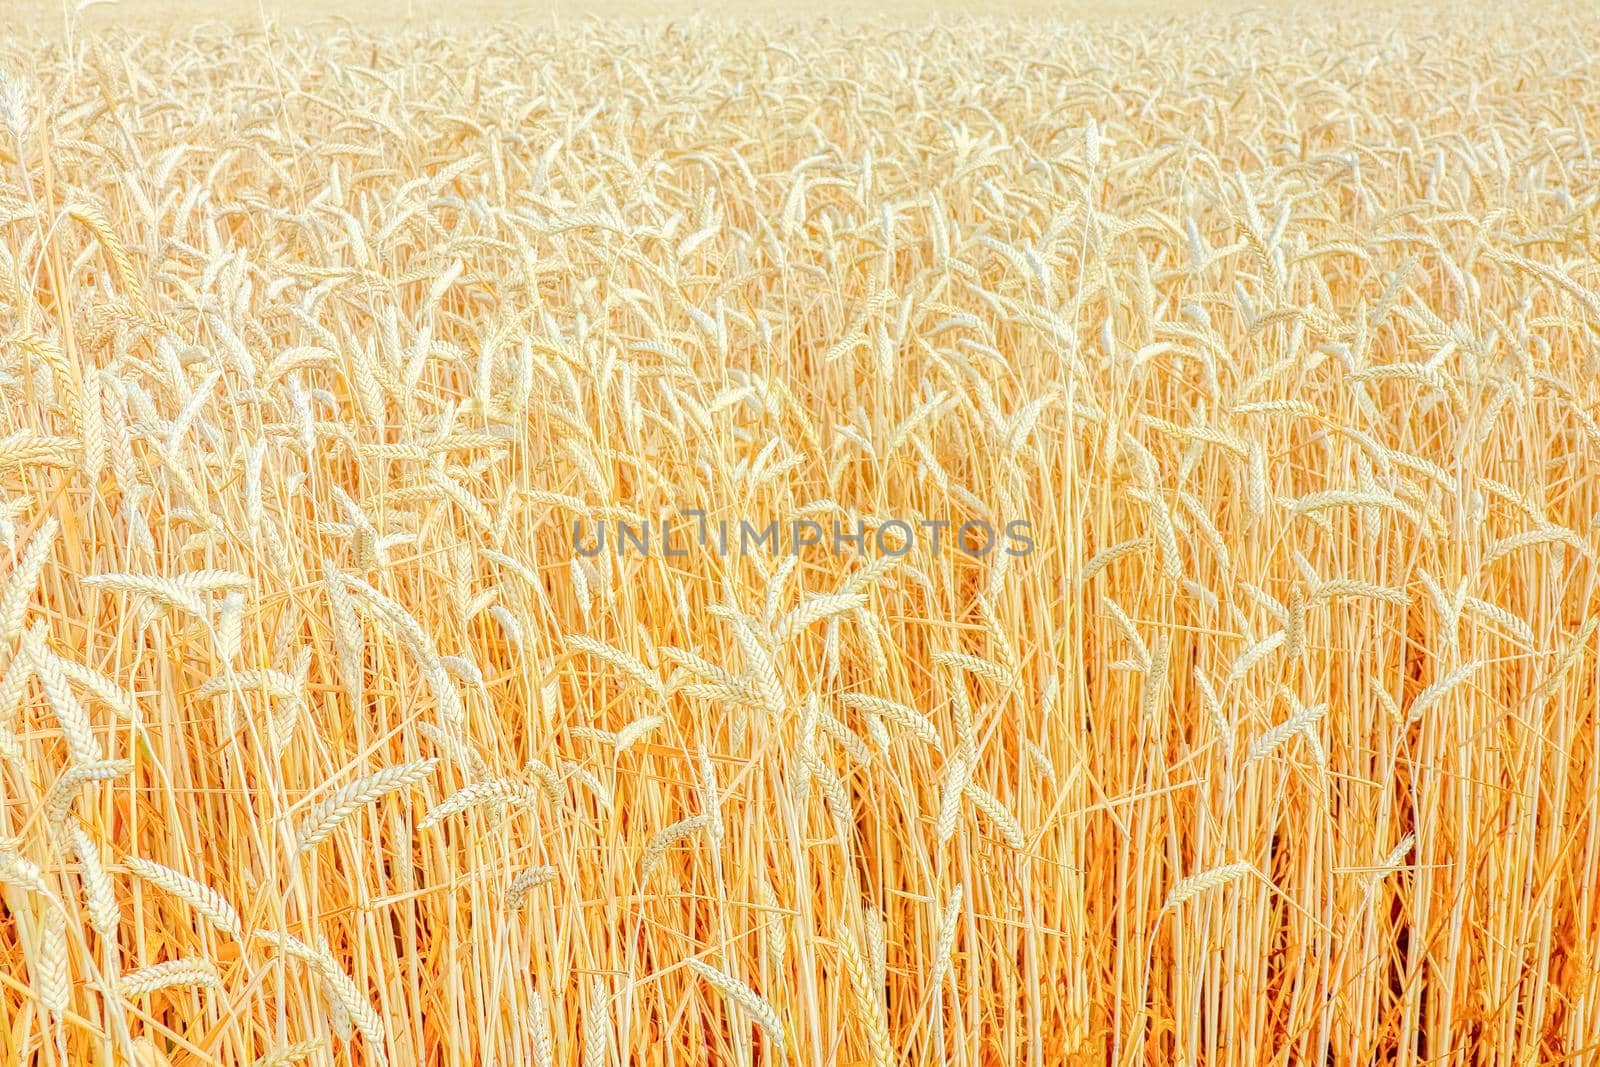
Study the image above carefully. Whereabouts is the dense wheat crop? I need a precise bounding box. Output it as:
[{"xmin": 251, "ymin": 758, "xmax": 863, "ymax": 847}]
[{"xmin": 3, "ymin": 5, "xmax": 1600, "ymax": 1064}]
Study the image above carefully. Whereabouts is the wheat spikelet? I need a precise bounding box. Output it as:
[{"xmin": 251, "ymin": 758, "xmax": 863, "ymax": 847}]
[
  {"xmin": 686, "ymin": 957, "xmax": 788, "ymax": 1057},
  {"xmin": 1284, "ymin": 583, "xmax": 1307, "ymax": 661},
  {"xmin": 567, "ymin": 633, "xmax": 663, "ymax": 697},
  {"xmin": 963, "ymin": 781, "xmax": 1026, "ymax": 849},
  {"xmin": 0, "ymin": 431, "xmax": 79, "ymax": 472},
  {"xmin": 320, "ymin": 960, "xmax": 390, "ymax": 1067},
  {"xmin": 566, "ymin": 555, "xmax": 592, "ymax": 621},
  {"xmin": 66, "ymin": 821, "xmax": 119, "ymax": 940},
  {"xmin": 215, "ymin": 589, "xmax": 246, "ymax": 666},
  {"xmin": 256, "ymin": 929, "xmax": 389, "ymax": 1064},
  {"xmin": 840, "ymin": 693, "xmax": 940, "ymax": 748},
  {"xmin": 10, "ymin": 332, "xmax": 81, "ymax": 436},
  {"xmin": 0, "ymin": 720, "xmax": 18, "ymax": 764},
  {"xmin": 836, "ymin": 923, "xmax": 892, "ymax": 1067},
  {"xmin": 82, "ymin": 571, "xmax": 208, "ymax": 618},
  {"xmin": 250, "ymin": 1038, "xmax": 325, "ymax": 1067},
  {"xmin": 506, "ymin": 865, "xmax": 558, "ymax": 906},
  {"xmin": 67, "ymin": 200, "xmax": 146, "ymax": 316},
  {"xmin": 1, "ymin": 832, "xmax": 47, "ymax": 892},
  {"xmin": 816, "ymin": 706, "xmax": 873, "ymax": 765},
  {"xmin": 802, "ymin": 736, "xmax": 854, "ymax": 830},
  {"xmin": 1233, "ymin": 398, "xmax": 1319, "ymax": 419},
  {"xmin": 1178, "ymin": 493, "xmax": 1231, "ymax": 574},
  {"xmin": 1461, "ymin": 597, "xmax": 1536, "ymax": 647},
  {"xmin": 0, "ymin": 642, "xmax": 36, "ymax": 733},
  {"xmin": 1485, "ymin": 526, "xmax": 1588, "ymax": 566},
  {"xmin": 1246, "ymin": 700, "xmax": 1327, "ymax": 766},
  {"xmin": 45, "ymin": 757, "xmax": 131, "ymax": 825},
  {"xmin": 418, "ymin": 778, "xmax": 537, "ymax": 831},
  {"xmin": 1165, "ymin": 861, "xmax": 1257, "ymax": 907},
  {"xmin": 641, "ymin": 815, "xmax": 708, "ymax": 879},
  {"xmin": 935, "ymin": 754, "xmax": 970, "ymax": 845},
  {"xmin": 756, "ymin": 870, "xmax": 787, "ymax": 976},
  {"xmin": 1313, "ymin": 579, "xmax": 1406, "ymax": 606},
  {"xmin": 523, "ymin": 757, "xmax": 565, "ymax": 808},
  {"xmin": 489, "ymin": 603, "xmax": 525, "ymax": 652},
  {"xmin": 0, "ymin": 516, "xmax": 56, "ymax": 641},
  {"xmin": 562, "ymin": 760, "xmax": 613, "ymax": 811},
  {"xmin": 1080, "ymin": 535, "xmax": 1151, "ymax": 583},
  {"xmin": 775, "ymin": 592, "xmax": 866, "ymax": 642},
  {"xmin": 930, "ymin": 883, "xmax": 963, "ymax": 990},
  {"xmin": 324, "ymin": 563, "xmax": 365, "ymax": 706},
  {"xmin": 662, "ymin": 645, "xmax": 746, "ymax": 693},
  {"xmin": 1022, "ymin": 738, "xmax": 1058, "ymax": 787},
  {"xmin": 528, "ymin": 992, "xmax": 554, "ymax": 1067},
  {"xmin": 193, "ymin": 669, "xmax": 298, "ymax": 702},
  {"xmin": 1140, "ymin": 415, "xmax": 1249, "ymax": 458},
  {"xmin": 252, "ymin": 928, "xmax": 318, "ymax": 963},
  {"xmin": 732, "ymin": 616, "xmax": 786, "ymax": 713},
  {"xmin": 1408, "ymin": 660, "xmax": 1486, "ymax": 724},
  {"xmin": 296, "ymin": 758, "xmax": 439, "ymax": 852},
  {"xmin": 1147, "ymin": 493, "xmax": 1184, "ymax": 581},
  {"xmin": 37, "ymin": 903, "xmax": 70, "ymax": 1023},
  {"xmin": 119, "ymin": 958, "xmax": 222, "ymax": 996},
  {"xmin": 1141, "ymin": 632, "xmax": 1171, "ymax": 720},
  {"xmin": 583, "ymin": 977, "xmax": 610, "ymax": 1067},
  {"xmin": 341, "ymin": 574, "xmax": 443, "ymax": 665},
  {"xmin": 864, "ymin": 908, "xmax": 889, "ymax": 991},
  {"xmin": 440, "ymin": 654, "xmax": 487, "ymax": 692},
  {"xmin": 932, "ymin": 649, "xmax": 1014, "ymax": 687},
  {"xmin": 1373, "ymin": 834, "xmax": 1416, "ymax": 881},
  {"xmin": 612, "ymin": 714, "xmax": 663, "ymax": 753},
  {"xmin": 1100, "ymin": 596, "xmax": 1151, "ymax": 670},
  {"xmin": 1226, "ymin": 630, "xmax": 1285, "ymax": 691},
  {"xmin": 1293, "ymin": 489, "xmax": 1419, "ymax": 525},
  {"xmin": 122, "ymin": 856, "xmax": 242, "ymax": 939},
  {"xmin": 697, "ymin": 746, "xmax": 725, "ymax": 843},
  {"xmin": 22, "ymin": 626, "xmax": 102, "ymax": 765}
]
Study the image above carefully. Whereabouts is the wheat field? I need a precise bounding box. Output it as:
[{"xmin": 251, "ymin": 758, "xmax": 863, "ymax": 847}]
[{"xmin": 2, "ymin": 5, "xmax": 1600, "ymax": 1065}]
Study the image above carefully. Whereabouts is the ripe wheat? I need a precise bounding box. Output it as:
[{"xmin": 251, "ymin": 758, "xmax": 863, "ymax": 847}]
[{"xmin": 3, "ymin": 5, "xmax": 1599, "ymax": 1065}]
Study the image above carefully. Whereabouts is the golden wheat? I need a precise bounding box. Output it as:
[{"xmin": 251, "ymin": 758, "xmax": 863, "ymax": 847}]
[{"xmin": 2, "ymin": 4, "xmax": 1600, "ymax": 1064}]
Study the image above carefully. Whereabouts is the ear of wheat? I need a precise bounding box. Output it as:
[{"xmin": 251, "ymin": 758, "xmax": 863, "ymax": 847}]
[
  {"xmin": 840, "ymin": 693, "xmax": 941, "ymax": 748},
  {"xmin": 837, "ymin": 923, "xmax": 892, "ymax": 1067},
  {"xmin": 506, "ymin": 865, "xmax": 558, "ymax": 906},
  {"xmin": 250, "ymin": 1038, "xmax": 325, "ymax": 1067},
  {"xmin": 122, "ymin": 857, "xmax": 242, "ymax": 939},
  {"xmin": 687, "ymin": 957, "xmax": 788, "ymax": 1057},
  {"xmin": 583, "ymin": 977, "xmax": 610, "ymax": 1067},
  {"xmin": 296, "ymin": 758, "xmax": 439, "ymax": 852},
  {"xmin": 0, "ymin": 516, "xmax": 57, "ymax": 640},
  {"xmin": 1165, "ymin": 862, "xmax": 1258, "ymax": 907},
  {"xmin": 418, "ymin": 779, "xmax": 538, "ymax": 831},
  {"xmin": 119, "ymin": 958, "xmax": 222, "ymax": 996}
]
